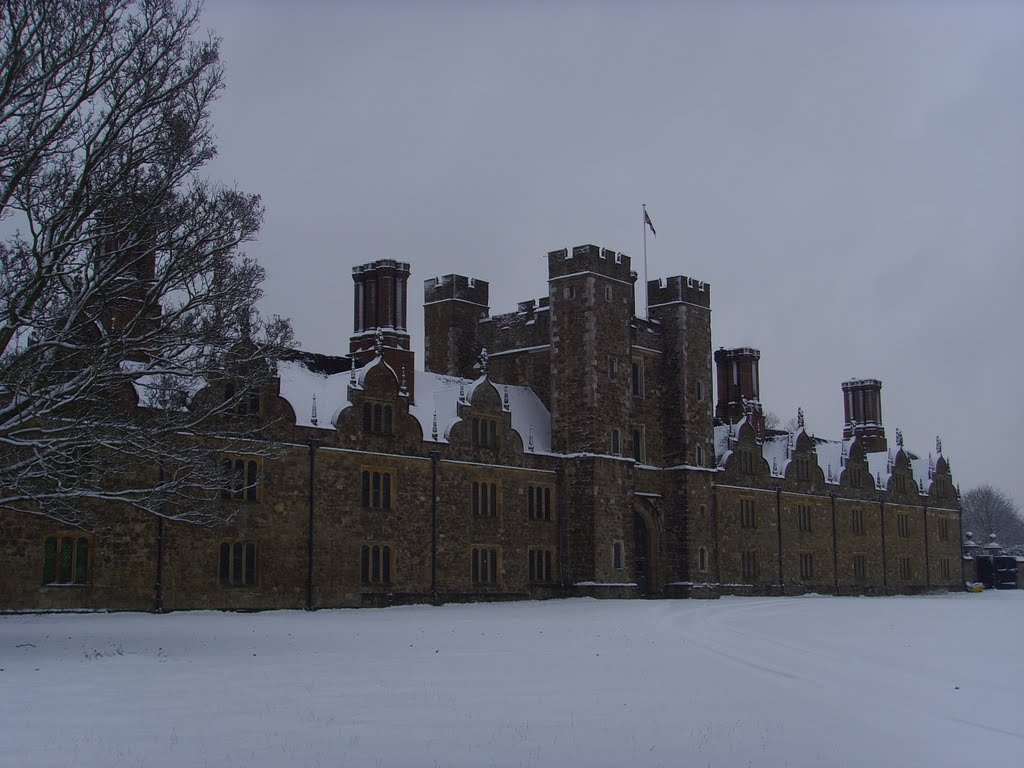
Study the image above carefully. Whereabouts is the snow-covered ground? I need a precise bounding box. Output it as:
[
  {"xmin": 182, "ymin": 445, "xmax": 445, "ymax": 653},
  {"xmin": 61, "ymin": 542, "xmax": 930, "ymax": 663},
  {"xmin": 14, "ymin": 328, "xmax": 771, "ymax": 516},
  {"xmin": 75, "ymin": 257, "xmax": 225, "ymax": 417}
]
[{"xmin": 2, "ymin": 593, "xmax": 1021, "ymax": 767}]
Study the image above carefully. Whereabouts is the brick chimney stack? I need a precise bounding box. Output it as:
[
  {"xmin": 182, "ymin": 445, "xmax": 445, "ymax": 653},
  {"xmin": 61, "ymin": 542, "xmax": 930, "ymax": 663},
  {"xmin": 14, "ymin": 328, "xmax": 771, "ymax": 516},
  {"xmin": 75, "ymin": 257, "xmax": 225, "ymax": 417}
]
[
  {"xmin": 842, "ymin": 378, "xmax": 886, "ymax": 452},
  {"xmin": 350, "ymin": 260, "xmax": 415, "ymax": 399},
  {"xmin": 714, "ymin": 347, "xmax": 764, "ymax": 434}
]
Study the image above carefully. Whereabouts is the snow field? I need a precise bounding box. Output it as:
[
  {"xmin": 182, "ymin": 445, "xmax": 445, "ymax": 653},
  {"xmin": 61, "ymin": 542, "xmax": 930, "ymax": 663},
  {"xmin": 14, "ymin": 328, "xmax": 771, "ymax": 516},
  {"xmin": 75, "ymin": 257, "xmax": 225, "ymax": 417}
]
[{"xmin": 1, "ymin": 592, "xmax": 1021, "ymax": 767}]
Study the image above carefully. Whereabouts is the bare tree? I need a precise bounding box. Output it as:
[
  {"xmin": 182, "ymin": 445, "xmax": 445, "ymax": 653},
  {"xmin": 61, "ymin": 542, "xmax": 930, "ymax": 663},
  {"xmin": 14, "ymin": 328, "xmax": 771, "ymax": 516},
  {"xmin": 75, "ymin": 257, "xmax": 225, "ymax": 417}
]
[
  {"xmin": 962, "ymin": 485, "xmax": 1024, "ymax": 547},
  {"xmin": 0, "ymin": 0, "xmax": 292, "ymax": 527}
]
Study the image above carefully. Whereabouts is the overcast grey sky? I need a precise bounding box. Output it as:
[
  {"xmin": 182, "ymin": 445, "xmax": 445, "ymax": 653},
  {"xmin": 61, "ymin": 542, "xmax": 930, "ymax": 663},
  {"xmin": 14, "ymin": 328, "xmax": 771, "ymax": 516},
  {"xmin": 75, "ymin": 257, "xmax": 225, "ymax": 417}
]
[{"xmin": 201, "ymin": 0, "xmax": 1024, "ymax": 510}]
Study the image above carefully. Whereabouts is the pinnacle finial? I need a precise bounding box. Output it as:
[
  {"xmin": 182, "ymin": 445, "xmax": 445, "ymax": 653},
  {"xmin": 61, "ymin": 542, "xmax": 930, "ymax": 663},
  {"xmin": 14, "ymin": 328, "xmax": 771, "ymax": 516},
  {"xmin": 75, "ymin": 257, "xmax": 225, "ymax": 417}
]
[
  {"xmin": 503, "ymin": 385, "xmax": 509, "ymax": 411},
  {"xmin": 400, "ymin": 365, "xmax": 408, "ymax": 396},
  {"xmin": 350, "ymin": 354, "xmax": 357, "ymax": 384},
  {"xmin": 895, "ymin": 428, "xmax": 903, "ymax": 448},
  {"xmin": 797, "ymin": 407, "xmax": 804, "ymax": 429},
  {"xmin": 431, "ymin": 410, "xmax": 438, "ymax": 441},
  {"xmin": 936, "ymin": 435, "xmax": 942, "ymax": 454},
  {"xmin": 528, "ymin": 425, "xmax": 534, "ymax": 452},
  {"xmin": 311, "ymin": 393, "xmax": 318, "ymax": 426},
  {"xmin": 375, "ymin": 327, "xmax": 384, "ymax": 357},
  {"xmin": 480, "ymin": 347, "xmax": 489, "ymax": 375}
]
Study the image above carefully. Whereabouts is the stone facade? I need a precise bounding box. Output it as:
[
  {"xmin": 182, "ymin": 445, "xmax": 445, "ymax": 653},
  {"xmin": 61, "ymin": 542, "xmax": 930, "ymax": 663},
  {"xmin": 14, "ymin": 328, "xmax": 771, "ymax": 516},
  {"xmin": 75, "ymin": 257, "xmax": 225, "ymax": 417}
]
[{"xmin": 0, "ymin": 247, "xmax": 963, "ymax": 611}]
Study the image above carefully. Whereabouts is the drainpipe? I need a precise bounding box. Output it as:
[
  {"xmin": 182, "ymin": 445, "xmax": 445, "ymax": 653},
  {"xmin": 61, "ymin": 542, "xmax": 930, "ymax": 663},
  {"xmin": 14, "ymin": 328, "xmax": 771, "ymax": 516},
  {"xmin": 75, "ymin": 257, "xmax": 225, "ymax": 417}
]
[
  {"xmin": 957, "ymin": 497, "xmax": 966, "ymax": 592},
  {"xmin": 830, "ymin": 492, "xmax": 838, "ymax": 596},
  {"xmin": 154, "ymin": 461, "xmax": 165, "ymax": 613},
  {"xmin": 922, "ymin": 503, "xmax": 931, "ymax": 591},
  {"xmin": 879, "ymin": 495, "xmax": 888, "ymax": 595},
  {"xmin": 556, "ymin": 466, "xmax": 566, "ymax": 595},
  {"xmin": 775, "ymin": 486, "xmax": 784, "ymax": 594},
  {"xmin": 430, "ymin": 450, "xmax": 440, "ymax": 604},
  {"xmin": 306, "ymin": 437, "xmax": 320, "ymax": 611}
]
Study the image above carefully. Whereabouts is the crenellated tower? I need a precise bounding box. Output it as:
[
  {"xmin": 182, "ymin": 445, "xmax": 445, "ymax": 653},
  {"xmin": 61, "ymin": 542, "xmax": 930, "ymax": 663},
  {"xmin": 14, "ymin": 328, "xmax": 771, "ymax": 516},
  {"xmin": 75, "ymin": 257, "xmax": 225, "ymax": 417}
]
[
  {"xmin": 548, "ymin": 244, "xmax": 636, "ymax": 454},
  {"xmin": 423, "ymin": 274, "xmax": 490, "ymax": 378},
  {"xmin": 648, "ymin": 275, "xmax": 714, "ymax": 467}
]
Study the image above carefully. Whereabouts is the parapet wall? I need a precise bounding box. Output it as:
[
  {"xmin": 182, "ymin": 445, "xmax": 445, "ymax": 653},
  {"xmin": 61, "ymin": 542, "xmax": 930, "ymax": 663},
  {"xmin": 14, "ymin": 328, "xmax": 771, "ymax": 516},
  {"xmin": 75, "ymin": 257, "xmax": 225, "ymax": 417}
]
[
  {"xmin": 647, "ymin": 275, "xmax": 711, "ymax": 309},
  {"xmin": 424, "ymin": 274, "xmax": 490, "ymax": 307},
  {"xmin": 547, "ymin": 244, "xmax": 633, "ymax": 283}
]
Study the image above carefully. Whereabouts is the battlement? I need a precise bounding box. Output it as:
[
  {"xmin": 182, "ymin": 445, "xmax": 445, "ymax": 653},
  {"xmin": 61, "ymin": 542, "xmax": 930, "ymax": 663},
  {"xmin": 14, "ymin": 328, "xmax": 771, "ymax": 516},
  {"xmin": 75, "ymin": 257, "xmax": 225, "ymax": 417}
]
[
  {"xmin": 547, "ymin": 244, "xmax": 634, "ymax": 283},
  {"xmin": 646, "ymin": 275, "xmax": 711, "ymax": 309},
  {"xmin": 423, "ymin": 273, "xmax": 490, "ymax": 307},
  {"xmin": 353, "ymin": 259, "xmax": 410, "ymax": 276}
]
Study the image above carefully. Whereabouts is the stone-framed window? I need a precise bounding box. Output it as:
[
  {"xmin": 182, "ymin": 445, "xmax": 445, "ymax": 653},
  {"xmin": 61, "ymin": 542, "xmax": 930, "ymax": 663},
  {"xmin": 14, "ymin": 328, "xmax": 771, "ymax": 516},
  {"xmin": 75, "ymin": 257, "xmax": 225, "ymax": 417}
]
[
  {"xmin": 472, "ymin": 417, "xmax": 497, "ymax": 449},
  {"xmin": 529, "ymin": 548, "xmax": 554, "ymax": 582},
  {"xmin": 528, "ymin": 485, "xmax": 552, "ymax": 521},
  {"xmin": 604, "ymin": 285, "xmax": 613, "ymax": 303},
  {"xmin": 219, "ymin": 541, "xmax": 257, "ymax": 587},
  {"xmin": 42, "ymin": 534, "xmax": 90, "ymax": 585},
  {"xmin": 612, "ymin": 540, "xmax": 624, "ymax": 570},
  {"xmin": 221, "ymin": 457, "xmax": 260, "ymax": 502},
  {"xmin": 471, "ymin": 480, "xmax": 499, "ymax": 518},
  {"xmin": 853, "ymin": 554, "xmax": 867, "ymax": 580},
  {"xmin": 611, "ymin": 428, "xmax": 621, "ymax": 456},
  {"xmin": 851, "ymin": 508, "xmax": 865, "ymax": 535},
  {"xmin": 740, "ymin": 499, "xmax": 756, "ymax": 529},
  {"xmin": 738, "ymin": 450, "xmax": 754, "ymax": 474},
  {"xmin": 741, "ymin": 551, "xmax": 758, "ymax": 579},
  {"xmin": 633, "ymin": 427, "xmax": 646, "ymax": 463},
  {"xmin": 696, "ymin": 379, "xmax": 705, "ymax": 402},
  {"xmin": 695, "ymin": 444, "xmax": 704, "ymax": 467},
  {"xmin": 940, "ymin": 557, "xmax": 951, "ymax": 580},
  {"xmin": 794, "ymin": 456, "xmax": 810, "ymax": 481},
  {"xmin": 898, "ymin": 556, "xmax": 912, "ymax": 580},
  {"xmin": 472, "ymin": 546, "xmax": 499, "ymax": 584},
  {"xmin": 608, "ymin": 356, "xmax": 618, "ymax": 381},
  {"xmin": 563, "ymin": 285, "xmax": 575, "ymax": 300},
  {"xmin": 631, "ymin": 361, "xmax": 644, "ymax": 398},
  {"xmin": 799, "ymin": 552, "xmax": 814, "ymax": 580},
  {"xmin": 361, "ymin": 468, "xmax": 393, "ymax": 509},
  {"xmin": 224, "ymin": 383, "xmax": 261, "ymax": 416},
  {"xmin": 938, "ymin": 518, "xmax": 950, "ymax": 542},
  {"xmin": 894, "ymin": 474, "xmax": 908, "ymax": 494},
  {"xmin": 698, "ymin": 546, "xmax": 708, "ymax": 572},
  {"xmin": 897, "ymin": 513, "xmax": 910, "ymax": 538},
  {"xmin": 360, "ymin": 543, "xmax": 392, "ymax": 585},
  {"xmin": 798, "ymin": 504, "xmax": 812, "ymax": 533},
  {"xmin": 362, "ymin": 401, "xmax": 393, "ymax": 434}
]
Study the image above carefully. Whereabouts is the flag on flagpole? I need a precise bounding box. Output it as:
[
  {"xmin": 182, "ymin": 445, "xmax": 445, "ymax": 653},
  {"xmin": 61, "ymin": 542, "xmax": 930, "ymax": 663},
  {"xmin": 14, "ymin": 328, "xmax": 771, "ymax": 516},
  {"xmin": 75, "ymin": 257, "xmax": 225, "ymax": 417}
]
[{"xmin": 644, "ymin": 209, "xmax": 656, "ymax": 237}]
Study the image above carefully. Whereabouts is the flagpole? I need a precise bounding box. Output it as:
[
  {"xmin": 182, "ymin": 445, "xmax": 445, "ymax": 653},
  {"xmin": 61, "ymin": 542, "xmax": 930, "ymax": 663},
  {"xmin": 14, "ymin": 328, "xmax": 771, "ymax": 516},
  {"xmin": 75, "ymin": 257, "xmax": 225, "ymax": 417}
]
[{"xmin": 642, "ymin": 203, "xmax": 649, "ymax": 319}]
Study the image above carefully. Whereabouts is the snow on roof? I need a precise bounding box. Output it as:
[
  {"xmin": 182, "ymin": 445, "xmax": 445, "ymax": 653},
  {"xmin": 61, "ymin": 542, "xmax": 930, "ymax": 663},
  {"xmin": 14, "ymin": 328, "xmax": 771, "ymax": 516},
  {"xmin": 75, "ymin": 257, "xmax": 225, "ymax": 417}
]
[
  {"xmin": 495, "ymin": 379, "xmax": 552, "ymax": 454},
  {"xmin": 713, "ymin": 424, "xmax": 732, "ymax": 464},
  {"xmin": 407, "ymin": 371, "xmax": 552, "ymax": 453},
  {"xmin": 408, "ymin": 370, "xmax": 472, "ymax": 443},
  {"xmin": 761, "ymin": 434, "xmax": 790, "ymax": 478},
  {"xmin": 123, "ymin": 360, "xmax": 205, "ymax": 411},
  {"xmin": 866, "ymin": 451, "xmax": 890, "ymax": 490},
  {"xmin": 277, "ymin": 358, "xmax": 355, "ymax": 430},
  {"xmin": 814, "ymin": 438, "xmax": 843, "ymax": 484},
  {"xmin": 910, "ymin": 456, "xmax": 933, "ymax": 494}
]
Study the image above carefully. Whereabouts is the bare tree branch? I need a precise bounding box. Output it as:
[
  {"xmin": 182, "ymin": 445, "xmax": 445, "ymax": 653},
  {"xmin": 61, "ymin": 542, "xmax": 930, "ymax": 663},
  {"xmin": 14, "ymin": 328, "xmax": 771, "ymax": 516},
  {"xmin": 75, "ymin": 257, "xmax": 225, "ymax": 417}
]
[{"xmin": 0, "ymin": 0, "xmax": 292, "ymax": 528}]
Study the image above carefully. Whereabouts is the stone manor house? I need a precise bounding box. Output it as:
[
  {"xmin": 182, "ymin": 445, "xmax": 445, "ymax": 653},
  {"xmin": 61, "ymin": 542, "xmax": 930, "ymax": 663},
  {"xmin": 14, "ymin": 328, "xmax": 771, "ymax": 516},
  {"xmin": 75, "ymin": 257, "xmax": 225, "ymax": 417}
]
[{"xmin": 2, "ymin": 245, "xmax": 962, "ymax": 610}]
